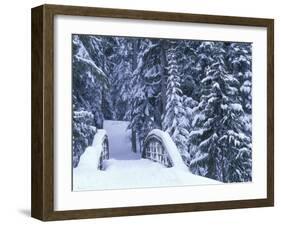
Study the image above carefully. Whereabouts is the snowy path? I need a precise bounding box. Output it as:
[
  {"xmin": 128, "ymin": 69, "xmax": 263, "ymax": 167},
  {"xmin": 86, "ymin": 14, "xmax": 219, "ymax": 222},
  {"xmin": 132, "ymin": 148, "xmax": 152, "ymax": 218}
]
[
  {"xmin": 103, "ymin": 120, "xmax": 140, "ymax": 160},
  {"xmin": 73, "ymin": 120, "xmax": 220, "ymax": 191}
]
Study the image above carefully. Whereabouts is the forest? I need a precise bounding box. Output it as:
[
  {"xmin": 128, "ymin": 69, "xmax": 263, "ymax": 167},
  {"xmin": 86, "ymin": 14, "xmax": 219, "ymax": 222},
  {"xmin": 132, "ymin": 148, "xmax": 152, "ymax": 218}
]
[{"xmin": 72, "ymin": 34, "xmax": 252, "ymax": 183}]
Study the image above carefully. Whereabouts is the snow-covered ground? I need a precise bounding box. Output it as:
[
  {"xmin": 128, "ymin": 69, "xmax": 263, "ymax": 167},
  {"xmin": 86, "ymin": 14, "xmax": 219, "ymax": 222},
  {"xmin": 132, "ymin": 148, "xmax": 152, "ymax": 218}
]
[
  {"xmin": 73, "ymin": 120, "xmax": 220, "ymax": 191},
  {"xmin": 77, "ymin": 129, "xmax": 107, "ymax": 171},
  {"xmin": 104, "ymin": 120, "xmax": 140, "ymax": 160}
]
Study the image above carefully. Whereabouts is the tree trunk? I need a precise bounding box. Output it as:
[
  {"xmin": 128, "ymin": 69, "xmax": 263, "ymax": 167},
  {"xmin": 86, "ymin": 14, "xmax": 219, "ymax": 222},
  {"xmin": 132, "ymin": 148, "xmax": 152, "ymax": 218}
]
[
  {"xmin": 131, "ymin": 130, "xmax": 137, "ymax": 153},
  {"xmin": 131, "ymin": 39, "xmax": 139, "ymax": 152},
  {"xmin": 160, "ymin": 40, "xmax": 168, "ymax": 129},
  {"xmin": 132, "ymin": 39, "xmax": 138, "ymax": 71}
]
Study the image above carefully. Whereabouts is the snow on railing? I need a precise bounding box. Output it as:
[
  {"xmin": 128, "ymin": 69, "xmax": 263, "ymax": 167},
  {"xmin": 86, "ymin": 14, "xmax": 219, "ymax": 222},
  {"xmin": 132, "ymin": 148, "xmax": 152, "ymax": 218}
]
[
  {"xmin": 76, "ymin": 129, "xmax": 109, "ymax": 171},
  {"xmin": 143, "ymin": 129, "xmax": 187, "ymax": 169}
]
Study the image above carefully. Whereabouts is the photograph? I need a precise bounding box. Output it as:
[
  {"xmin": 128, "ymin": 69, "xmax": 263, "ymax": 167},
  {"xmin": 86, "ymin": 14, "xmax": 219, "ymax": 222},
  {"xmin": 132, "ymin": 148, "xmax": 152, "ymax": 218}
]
[
  {"xmin": 31, "ymin": 4, "xmax": 274, "ymax": 220},
  {"xmin": 72, "ymin": 34, "xmax": 252, "ymax": 191}
]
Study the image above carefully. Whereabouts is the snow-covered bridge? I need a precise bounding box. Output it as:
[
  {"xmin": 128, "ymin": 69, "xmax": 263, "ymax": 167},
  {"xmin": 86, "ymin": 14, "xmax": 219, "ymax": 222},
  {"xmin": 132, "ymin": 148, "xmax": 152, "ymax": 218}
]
[{"xmin": 73, "ymin": 120, "xmax": 218, "ymax": 191}]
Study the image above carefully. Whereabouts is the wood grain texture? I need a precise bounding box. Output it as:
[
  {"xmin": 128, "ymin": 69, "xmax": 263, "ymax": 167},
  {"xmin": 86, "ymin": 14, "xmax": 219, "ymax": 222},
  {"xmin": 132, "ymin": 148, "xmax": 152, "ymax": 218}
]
[
  {"xmin": 31, "ymin": 5, "xmax": 44, "ymax": 220},
  {"xmin": 266, "ymin": 19, "xmax": 274, "ymax": 206},
  {"xmin": 31, "ymin": 4, "xmax": 274, "ymax": 221}
]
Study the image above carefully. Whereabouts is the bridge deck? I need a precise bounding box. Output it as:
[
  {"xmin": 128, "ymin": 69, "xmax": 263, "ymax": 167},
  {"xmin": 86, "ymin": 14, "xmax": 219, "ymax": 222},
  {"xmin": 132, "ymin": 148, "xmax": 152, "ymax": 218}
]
[
  {"xmin": 103, "ymin": 120, "xmax": 140, "ymax": 160},
  {"xmin": 73, "ymin": 120, "xmax": 219, "ymax": 191}
]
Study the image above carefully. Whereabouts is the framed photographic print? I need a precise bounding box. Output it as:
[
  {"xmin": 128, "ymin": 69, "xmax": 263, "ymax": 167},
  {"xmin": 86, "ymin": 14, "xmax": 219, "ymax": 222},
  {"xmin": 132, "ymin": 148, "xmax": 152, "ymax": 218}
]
[{"xmin": 31, "ymin": 4, "xmax": 274, "ymax": 221}]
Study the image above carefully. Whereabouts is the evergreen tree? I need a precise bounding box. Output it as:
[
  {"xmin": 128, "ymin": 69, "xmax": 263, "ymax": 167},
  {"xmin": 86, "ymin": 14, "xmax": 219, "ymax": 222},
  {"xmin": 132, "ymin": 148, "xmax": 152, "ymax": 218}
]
[
  {"xmin": 178, "ymin": 41, "xmax": 201, "ymax": 100},
  {"xmin": 72, "ymin": 35, "xmax": 109, "ymax": 167},
  {"xmin": 110, "ymin": 37, "xmax": 134, "ymax": 120},
  {"xmin": 177, "ymin": 40, "xmax": 202, "ymax": 164},
  {"xmin": 162, "ymin": 41, "xmax": 189, "ymax": 161},
  {"xmin": 189, "ymin": 42, "xmax": 252, "ymax": 182},
  {"xmin": 129, "ymin": 38, "xmax": 163, "ymax": 149},
  {"xmin": 71, "ymin": 34, "xmax": 252, "ymax": 182},
  {"xmin": 225, "ymin": 42, "xmax": 252, "ymax": 181},
  {"xmin": 226, "ymin": 43, "xmax": 252, "ymax": 114}
]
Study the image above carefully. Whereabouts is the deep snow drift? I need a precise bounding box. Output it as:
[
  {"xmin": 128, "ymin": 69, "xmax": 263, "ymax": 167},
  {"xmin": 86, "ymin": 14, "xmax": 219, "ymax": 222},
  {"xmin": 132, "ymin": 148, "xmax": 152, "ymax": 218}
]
[{"xmin": 73, "ymin": 120, "xmax": 220, "ymax": 191}]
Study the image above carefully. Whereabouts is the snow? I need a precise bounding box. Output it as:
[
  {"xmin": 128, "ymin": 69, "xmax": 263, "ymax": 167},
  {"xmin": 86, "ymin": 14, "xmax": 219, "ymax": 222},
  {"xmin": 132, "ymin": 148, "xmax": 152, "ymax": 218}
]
[
  {"xmin": 190, "ymin": 153, "xmax": 209, "ymax": 166},
  {"xmin": 240, "ymin": 80, "xmax": 251, "ymax": 94},
  {"xmin": 76, "ymin": 129, "xmax": 107, "ymax": 171},
  {"xmin": 230, "ymin": 103, "xmax": 243, "ymax": 112},
  {"xmin": 73, "ymin": 158, "xmax": 219, "ymax": 191},
  {"xmin": 208, "ymin": 96, "xmax": 217, "ymax": 104},
  {"xmin": 73, "ymin": 110, "xmax": 94, "ymax": 119},
  {"xmin": 75, "ymin": 55, "xmax": 107, "ymax": 78},
  {"xmin": 220, "ymin": 104, "xmax": 228, "ymax": 110},
  {"xmin": 201, "ymin": 75, "xmax": 212, "ymax": 83},
  {"xmin": 189, "ymin": 128, "xmax": 205, "ymax": 137},
  {"xmin": 213, "ymin": 82, "xmax": 220, "ymax": 90},
  {"xmin": 103, "ymin": 120, "xmax": 140, "ymax": 160},
  {"xmin": 144, "ymin": 65, "xmax": 160, "ymax": 78},
  {"xmin": 73, "ymin": 120, "xmax": 220, "ymax": 191},
  {"xmin": 146, "ymin": 129, "xmax": 187, "ymax": 170},
  {"xmin": 240, "ymin": 85, "xmax": 251, "ymax": 94},
  {"xmin": 73, "ymin": 35, "xmax": 107, "ymax": 79},
  {"xmin": 72, "ymin": 35, "xmax": 253, "ymax": 184},
  {"xmin": 192, "ymin": 113, "xmax": 205, "ymax": 127}
]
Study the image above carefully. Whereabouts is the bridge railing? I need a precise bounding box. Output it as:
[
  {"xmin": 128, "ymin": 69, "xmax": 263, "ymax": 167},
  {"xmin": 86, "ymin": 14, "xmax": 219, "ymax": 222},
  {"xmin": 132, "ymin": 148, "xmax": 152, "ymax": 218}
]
[
  {"xmin": 98, "ymin": 135, "xmax": 109, "ymax": 170},
  {"xmin": 143, "ymin": 134, "xmax": 173, "ymax": 167},
  {"xmin": 143, "ymin": 129, "xmax": 187, "ymax": 169},
  {"xmin": 76, "ymin": 129, "xmax": 109, "ymax": 171}
]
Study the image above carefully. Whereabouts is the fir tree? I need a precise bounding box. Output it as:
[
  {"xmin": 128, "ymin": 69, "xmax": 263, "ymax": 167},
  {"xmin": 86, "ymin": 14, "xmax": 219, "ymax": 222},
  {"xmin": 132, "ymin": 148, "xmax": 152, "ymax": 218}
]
[
  {"xmin": 71, "ymin": 34, "xmax": 252, "ymax": 182},
  {"xmin": 110, "ymin": 37, "xmax": 134, "ymax": 120},
  {"xmin": 128, "ymin": 38, "xmax": 162, "ymax": 149},
  {"xmin": 162, "ymin": 41, "xmax": 189, "ymax": 161},
  {"xmin": 189, "ymin": 42, "xmax": 252, "ymax": 182},
  {"xmin": 72, "ymin": 35, "xmax": 109, "ymax": 167},
  {"xmin": 226, "ymin": 43, "xmax": 252, "ymax": 114}
]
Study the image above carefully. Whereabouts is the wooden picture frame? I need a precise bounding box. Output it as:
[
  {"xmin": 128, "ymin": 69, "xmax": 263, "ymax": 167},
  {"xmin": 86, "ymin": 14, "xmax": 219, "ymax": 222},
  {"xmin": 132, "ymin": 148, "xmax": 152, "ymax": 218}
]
[{"xmin": 31, "ymin": 4, "xmax": 274, "ymax": 221}]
